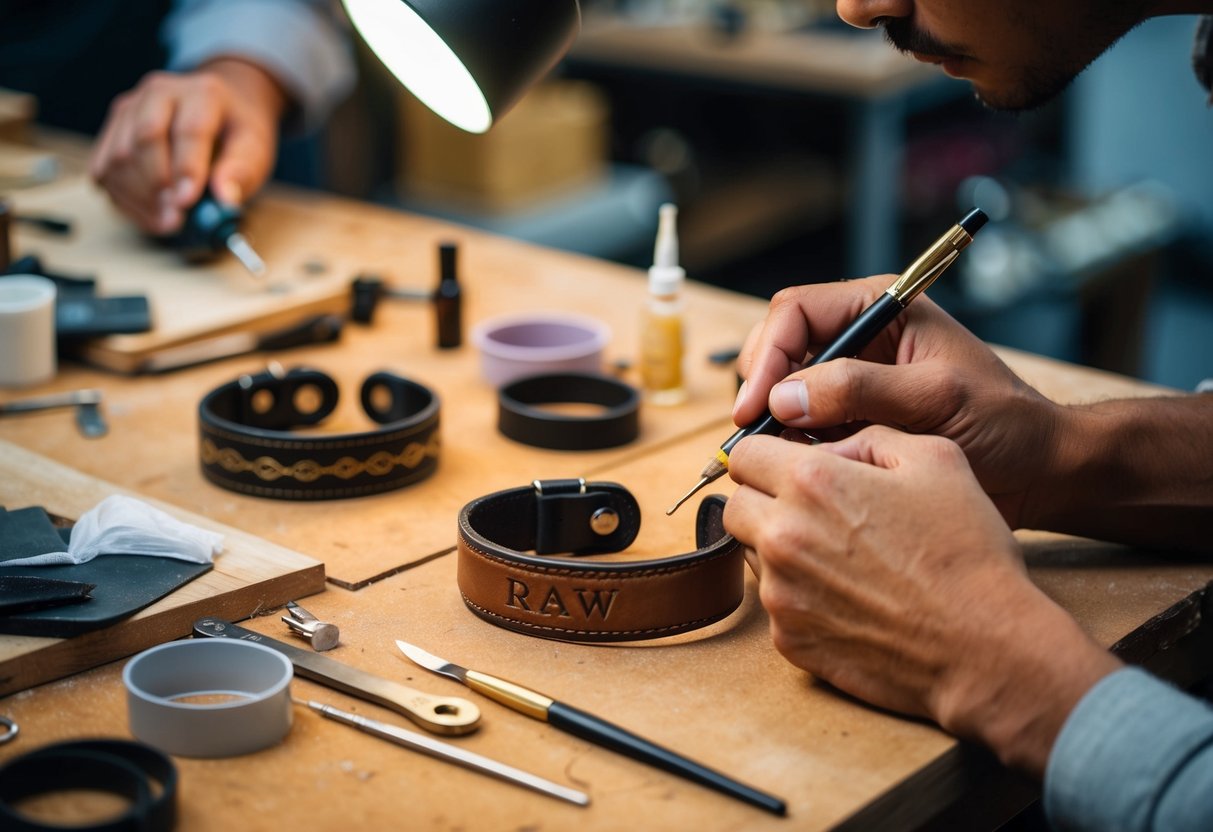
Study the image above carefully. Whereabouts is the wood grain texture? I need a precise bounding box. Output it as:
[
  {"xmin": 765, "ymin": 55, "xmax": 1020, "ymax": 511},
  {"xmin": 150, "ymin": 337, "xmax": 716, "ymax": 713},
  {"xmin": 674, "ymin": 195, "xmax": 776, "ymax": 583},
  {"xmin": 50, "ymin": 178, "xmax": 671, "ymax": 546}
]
[
  {"xmin": 2, "ymin": 177, "xmax": 755, "ymax": 586},
  {"xmin": 0, "ymin": 440, "xmax": 325, "ymax": 695},
  {"xmin": 8, "ymin": 178, "xmax": 358, "ymax": 370},
  {"xmin": 2, "ymin": 174, "xmax": 1211, "ymax": 831}
]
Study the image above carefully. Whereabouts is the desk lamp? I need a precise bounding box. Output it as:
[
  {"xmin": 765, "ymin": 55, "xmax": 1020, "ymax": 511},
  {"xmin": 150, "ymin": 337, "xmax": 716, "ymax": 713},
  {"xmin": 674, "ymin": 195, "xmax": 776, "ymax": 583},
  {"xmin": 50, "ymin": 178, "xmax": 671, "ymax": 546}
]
[{"xmin": 339, "ymin": 0, "xmax": 581, "ymax": 133}]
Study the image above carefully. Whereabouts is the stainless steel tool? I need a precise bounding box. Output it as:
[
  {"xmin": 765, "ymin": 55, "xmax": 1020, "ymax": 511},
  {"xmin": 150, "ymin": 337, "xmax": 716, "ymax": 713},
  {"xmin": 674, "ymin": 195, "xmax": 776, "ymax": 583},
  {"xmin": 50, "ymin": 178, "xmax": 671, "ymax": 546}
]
[
  {"xmin": 397, "ymin": 639, "xmax": 787, "ymax": 815},
  {"xmin": 282, "ymin": 600, "xmax": 340, "ymax": 651},
  {"xmin": 306, "ymin": 700, "xmax": 589, "ymax": 807},
  {"xmin": 0, "ymin": 388, "xmax": 107, "ymax": 438},
  {"xmin": 192, "ymin": 617, "xmax": 480, "ymax": 735}
]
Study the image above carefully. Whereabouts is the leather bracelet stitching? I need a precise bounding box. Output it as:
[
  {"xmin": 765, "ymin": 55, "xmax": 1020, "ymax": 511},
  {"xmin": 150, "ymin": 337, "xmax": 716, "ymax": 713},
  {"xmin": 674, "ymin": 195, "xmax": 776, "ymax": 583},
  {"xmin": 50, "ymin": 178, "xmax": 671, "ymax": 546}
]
[
  {"xmin": 456, "ymin": 481, "xmax": 744, "ymax": 642},
  {"xmin": 200, "ymin": 420, "xmax": 437, "ymax": 449},
  {"xmin": 198, "ymin": 368, "xmax": 440, "ymax": 500},
  {"xmin": 460, "ymin": 537, "xmax": 737, "ymax": 578},
  {"xmin": 200, "ymin": 436, "xmax": 441, "ymax": 482},
  {"xmin": 460, "ymin": 594, "xmax": 731, "ymax": 638}
]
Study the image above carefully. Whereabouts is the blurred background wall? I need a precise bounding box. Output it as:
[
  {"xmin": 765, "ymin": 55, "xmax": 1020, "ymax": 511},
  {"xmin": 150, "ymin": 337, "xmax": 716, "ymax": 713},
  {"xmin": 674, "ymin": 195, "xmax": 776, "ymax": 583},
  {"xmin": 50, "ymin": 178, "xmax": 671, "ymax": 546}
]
[{"xmin": 317, "ymin": 1, "xmax": 1213, "ymax": 391}]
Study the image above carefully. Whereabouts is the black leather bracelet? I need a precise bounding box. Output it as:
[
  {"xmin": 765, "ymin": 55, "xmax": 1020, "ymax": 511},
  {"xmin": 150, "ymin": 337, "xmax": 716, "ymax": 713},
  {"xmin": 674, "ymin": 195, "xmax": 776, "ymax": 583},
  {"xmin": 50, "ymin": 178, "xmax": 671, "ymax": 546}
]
[
  {"xmin": 497, "ymin": 372, "xmax": 640, "ymax": 451},
  {"xmin": 0, "ymin": 739, "xmax": 178, "ymax": 832},
  {"xmin": 199, "ymin": 366, "xmax": 440, "ymax": 500}
]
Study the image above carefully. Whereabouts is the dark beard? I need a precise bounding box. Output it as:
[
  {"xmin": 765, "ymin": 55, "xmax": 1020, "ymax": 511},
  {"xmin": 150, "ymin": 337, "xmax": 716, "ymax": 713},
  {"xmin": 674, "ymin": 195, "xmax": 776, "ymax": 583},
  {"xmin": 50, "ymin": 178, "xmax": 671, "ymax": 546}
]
[{"xmin": 880, "ymin": 17, "xmax": 1099, "ymax": 112}]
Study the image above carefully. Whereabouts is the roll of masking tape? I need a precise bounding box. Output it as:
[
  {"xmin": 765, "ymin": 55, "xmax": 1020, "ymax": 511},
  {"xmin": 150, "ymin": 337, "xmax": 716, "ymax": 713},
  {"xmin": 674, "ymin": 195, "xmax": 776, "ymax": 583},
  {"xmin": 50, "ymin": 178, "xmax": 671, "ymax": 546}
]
[
  {"xmin": 0, "ymin": 275, "xmax": 56, "ymax": 387},
  {"xmin": 124, "ymin": 638, "xmax": 293, "ymax": 758}
]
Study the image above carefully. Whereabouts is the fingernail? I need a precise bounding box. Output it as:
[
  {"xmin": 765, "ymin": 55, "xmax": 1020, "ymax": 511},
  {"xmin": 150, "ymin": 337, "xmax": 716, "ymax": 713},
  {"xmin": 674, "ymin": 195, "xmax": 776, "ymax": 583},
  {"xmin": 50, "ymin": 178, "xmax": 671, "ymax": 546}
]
[
  {"xmin": 731, "ymin": 381, "xmax": 748, "ymax": 420},
  {"xmin": 214, "ymin": 180, "xmax": 242, "ymax": 205},
  {"xmin": 174, "ymin": 177, "xmax": 195, "ymax": 204},
  {"xmin": 770, "ymin": 380, "xmax": 809, "ymax": 420},
  {"xmin": 158, "ymin": 204, "xmax": 180, "ymax": 233}
]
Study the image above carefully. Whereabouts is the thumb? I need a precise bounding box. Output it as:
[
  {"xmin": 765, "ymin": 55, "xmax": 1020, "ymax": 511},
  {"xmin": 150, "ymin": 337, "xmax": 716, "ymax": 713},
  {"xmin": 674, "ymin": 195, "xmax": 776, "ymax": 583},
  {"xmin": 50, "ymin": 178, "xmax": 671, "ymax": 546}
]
[
  {"xmin": 208, "ymin": 121, "xmax": 276, "ymax": 206},
  {"xmin": 769, "ymin": 358, "xmax": 955, "ymax": 436}
]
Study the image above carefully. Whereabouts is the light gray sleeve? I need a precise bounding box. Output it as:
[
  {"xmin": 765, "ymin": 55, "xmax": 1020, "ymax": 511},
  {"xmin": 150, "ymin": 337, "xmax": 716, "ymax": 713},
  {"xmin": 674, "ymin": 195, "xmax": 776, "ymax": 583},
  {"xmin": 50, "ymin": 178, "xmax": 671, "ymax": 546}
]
[
  {"xmin": 1044, "ymin": 666, "xmax": 1213, "ymax": 832},
  {"xmin": 161, "ymin": 0, "xmax": 356, "ymax": 132}
]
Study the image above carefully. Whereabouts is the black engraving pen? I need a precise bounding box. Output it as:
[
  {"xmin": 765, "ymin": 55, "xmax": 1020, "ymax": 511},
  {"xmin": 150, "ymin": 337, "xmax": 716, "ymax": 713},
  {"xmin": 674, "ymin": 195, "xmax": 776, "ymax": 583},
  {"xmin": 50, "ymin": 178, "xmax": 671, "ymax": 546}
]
[{"xmin": 667, "ymin": 208, "xmax": 988, "ymax": 515}]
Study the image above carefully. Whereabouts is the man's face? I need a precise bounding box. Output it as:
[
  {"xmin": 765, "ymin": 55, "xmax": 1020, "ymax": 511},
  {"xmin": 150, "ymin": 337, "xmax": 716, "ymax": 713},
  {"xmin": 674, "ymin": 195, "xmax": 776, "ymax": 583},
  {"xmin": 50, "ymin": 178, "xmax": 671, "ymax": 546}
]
[{"xmin": 835, "ymin": 0, "xmax": 1149, "ymax": 110}]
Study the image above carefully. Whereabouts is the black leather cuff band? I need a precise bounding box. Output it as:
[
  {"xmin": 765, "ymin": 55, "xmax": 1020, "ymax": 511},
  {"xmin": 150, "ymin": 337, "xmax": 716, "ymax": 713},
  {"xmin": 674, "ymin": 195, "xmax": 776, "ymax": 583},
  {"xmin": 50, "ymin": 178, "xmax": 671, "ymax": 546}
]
[
  {"xmin": 0, "ymin": 739, "xmax": 178, "ymax": 832},
  {"xmin": 199, "ymin": 366, "xmax": 440, "ymax": 500},
  {"xmin": 497, "ymin": 372, "xmax": 640, "ymax": 450},
  {"xmin": 457, "ymin": 479, "xmax": 744, "ymax": 642}
]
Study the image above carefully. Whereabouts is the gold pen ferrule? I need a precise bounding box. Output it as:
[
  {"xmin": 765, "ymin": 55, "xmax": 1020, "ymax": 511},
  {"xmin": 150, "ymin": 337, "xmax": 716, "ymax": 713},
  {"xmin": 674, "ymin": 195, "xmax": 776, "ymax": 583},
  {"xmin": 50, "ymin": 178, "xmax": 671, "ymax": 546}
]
[
  {"xmin": 885, "ymin": 224, "xmax": 973, "ymax": 305},
  {"xmin": 465, "ymin": 669, "xmax": 554, "ymax": 721}
]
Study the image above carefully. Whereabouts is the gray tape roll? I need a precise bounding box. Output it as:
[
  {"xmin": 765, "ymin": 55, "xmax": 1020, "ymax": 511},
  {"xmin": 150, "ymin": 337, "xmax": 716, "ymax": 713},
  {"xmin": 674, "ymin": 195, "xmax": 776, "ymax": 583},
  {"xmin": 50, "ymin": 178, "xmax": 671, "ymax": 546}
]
[{"xmin": 124, "ymin": 638, "xmax": 293, "ymax": 758}]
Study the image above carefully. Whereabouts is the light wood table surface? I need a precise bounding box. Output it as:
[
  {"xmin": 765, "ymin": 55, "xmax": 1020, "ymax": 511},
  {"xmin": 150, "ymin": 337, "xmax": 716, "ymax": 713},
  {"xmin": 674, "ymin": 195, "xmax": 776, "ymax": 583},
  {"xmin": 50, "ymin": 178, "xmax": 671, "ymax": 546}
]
[{"xmin": 1, "ymin": 177, "xmax": 1210, "ymax": 831}]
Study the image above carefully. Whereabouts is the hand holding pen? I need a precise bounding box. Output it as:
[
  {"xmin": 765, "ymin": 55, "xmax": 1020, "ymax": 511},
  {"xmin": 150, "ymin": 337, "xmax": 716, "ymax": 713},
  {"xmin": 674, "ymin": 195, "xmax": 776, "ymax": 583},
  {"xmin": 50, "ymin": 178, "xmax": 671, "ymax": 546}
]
[{"xmin": 669, "ymin": 209, "xmax": 987, "ymax": 514}]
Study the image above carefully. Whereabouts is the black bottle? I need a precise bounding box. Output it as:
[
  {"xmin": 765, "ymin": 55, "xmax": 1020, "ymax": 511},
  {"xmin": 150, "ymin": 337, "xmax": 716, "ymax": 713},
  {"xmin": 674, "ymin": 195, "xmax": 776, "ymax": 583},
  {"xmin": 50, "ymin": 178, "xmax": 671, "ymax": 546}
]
[
  {"xmin": 0, "ymin": 199, "xmax": 11, "ymax": 270},
  {"xmin": 435, "ymin": 242, "xmax": 463, "ymax": 349}
]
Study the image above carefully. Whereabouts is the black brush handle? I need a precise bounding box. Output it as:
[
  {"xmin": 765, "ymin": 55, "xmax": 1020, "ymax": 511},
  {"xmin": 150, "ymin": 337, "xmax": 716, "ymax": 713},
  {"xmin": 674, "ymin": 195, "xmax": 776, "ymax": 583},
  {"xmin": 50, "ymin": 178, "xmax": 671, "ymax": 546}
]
[{"xmin": 546, "ymin": 701, "xmax": 786, "ymax": 816}]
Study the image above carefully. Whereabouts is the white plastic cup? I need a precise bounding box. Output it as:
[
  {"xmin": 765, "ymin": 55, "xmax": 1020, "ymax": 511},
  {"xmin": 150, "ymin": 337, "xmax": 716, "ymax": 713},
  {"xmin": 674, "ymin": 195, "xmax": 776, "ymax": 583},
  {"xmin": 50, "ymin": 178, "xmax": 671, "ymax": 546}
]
[{"xmin": 0, "ymin": 275, "xmax": 57, "ymax": 387}]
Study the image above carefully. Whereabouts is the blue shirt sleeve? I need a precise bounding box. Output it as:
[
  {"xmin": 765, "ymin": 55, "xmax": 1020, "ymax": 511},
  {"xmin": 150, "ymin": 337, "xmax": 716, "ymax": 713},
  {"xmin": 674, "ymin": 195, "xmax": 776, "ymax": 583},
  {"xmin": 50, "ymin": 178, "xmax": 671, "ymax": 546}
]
[
  {"xmin": 1044, "ymin": 666, "xmax": 1213, "ymax": 831},
  {"xmin": 161, "ymin": 0, "xmax": 356, "ymax": 132}
]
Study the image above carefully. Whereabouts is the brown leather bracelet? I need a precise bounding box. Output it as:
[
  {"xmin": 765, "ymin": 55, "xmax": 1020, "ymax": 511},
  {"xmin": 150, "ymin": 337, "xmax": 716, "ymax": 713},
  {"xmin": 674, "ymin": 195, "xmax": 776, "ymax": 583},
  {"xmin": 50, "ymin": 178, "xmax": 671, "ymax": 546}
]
[{"xmin": 457, "ymin": 479, "xmax": 745, "ymax": 643}]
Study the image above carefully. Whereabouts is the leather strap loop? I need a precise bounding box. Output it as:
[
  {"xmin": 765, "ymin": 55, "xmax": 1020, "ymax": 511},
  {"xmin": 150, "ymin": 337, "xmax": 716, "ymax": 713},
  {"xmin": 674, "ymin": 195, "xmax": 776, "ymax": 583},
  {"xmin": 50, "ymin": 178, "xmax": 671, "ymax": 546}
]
[
  {"xmin": 198, "ymin": 366, "xmax": 440, "ymax": 500},
  {"xmin": 497, "ymin": 372, "xmax": 640, "ymax": 450},
  {"xmin": 457, "ymin": 480, "xmax": 744, "ymax": 643},
  {"xmin": 0, "ymin": 739, "xmax": 178, "ymax": 832}
]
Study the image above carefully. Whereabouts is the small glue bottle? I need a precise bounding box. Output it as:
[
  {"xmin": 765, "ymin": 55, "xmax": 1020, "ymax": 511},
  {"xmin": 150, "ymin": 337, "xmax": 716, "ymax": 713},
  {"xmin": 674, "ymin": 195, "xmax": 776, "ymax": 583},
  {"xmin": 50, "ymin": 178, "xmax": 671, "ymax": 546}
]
[
  {"xmin": 640, "ymin": 203, "xmax": 687, "ymax": 405},
  {"xmin": 435, "ymin": 241, "xmax": 462, "ymax": 349}
]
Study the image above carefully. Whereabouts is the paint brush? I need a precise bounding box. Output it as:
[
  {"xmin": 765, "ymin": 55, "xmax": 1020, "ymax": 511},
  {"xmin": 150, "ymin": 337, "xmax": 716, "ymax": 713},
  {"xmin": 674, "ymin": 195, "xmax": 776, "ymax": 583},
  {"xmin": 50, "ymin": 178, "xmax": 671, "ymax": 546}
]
[{"xmin": 396, "ymin": 639, "xmax": 786, "ymax": 816}]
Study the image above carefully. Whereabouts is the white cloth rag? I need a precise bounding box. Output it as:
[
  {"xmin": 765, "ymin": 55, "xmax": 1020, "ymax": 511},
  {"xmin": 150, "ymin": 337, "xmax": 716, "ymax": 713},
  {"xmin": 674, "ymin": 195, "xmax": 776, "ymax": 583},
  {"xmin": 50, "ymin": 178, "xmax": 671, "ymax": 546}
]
[{"xmin": 0, "ymin": 494, "xmax": 223, "ymax": 567}]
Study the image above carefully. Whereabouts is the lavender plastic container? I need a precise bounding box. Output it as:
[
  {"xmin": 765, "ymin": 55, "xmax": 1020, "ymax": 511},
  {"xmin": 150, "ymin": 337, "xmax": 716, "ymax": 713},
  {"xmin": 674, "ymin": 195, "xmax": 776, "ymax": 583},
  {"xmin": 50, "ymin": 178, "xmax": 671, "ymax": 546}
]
[{"xmin": 472, "ymin": 312, "xmax": 611, "ymax": 387}]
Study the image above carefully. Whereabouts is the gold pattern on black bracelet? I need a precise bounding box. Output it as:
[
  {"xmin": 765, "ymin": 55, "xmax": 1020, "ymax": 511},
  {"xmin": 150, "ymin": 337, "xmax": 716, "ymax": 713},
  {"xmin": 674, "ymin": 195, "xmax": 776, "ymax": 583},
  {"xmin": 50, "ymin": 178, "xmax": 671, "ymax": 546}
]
[{"xmin": 200, "ymin": 436, "xmax": 441, "ymax": 483}]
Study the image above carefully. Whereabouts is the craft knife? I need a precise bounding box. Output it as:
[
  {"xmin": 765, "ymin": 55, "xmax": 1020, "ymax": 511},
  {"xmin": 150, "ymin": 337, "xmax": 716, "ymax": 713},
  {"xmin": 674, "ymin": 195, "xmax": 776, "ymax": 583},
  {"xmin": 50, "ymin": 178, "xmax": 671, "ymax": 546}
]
[
  {"xmin": 396, "ymin": 639, "xmax": 787, "ymax": 815},
  {"xmin": 193, "ymin": 618, "xmax": 481, "ymax": 735}
]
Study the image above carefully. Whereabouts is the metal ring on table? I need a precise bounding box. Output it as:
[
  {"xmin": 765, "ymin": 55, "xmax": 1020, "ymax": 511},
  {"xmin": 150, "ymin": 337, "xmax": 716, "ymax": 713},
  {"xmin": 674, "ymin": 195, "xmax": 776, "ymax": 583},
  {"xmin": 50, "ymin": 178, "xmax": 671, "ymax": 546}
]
[{"xmin": 0, "ymin": 715, "xmax": 17, "ymax": 744}]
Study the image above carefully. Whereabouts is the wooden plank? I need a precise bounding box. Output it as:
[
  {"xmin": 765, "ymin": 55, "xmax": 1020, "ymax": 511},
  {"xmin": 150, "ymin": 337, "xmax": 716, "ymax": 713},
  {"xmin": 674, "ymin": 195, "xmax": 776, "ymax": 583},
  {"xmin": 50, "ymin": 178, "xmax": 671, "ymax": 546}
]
[
  {"xmin": 0, "ymin": 440, "xmax": 325, "ymax": 695},
  {"xmin": 7, "ymin": 178, "xmax": 353, "ymax": 372},
  {"xmin": 3, "ymin": 426, "xmax": 1209, "ymax": 831},
  {"xmin": 2, "ymin": 177, "xmax": 1210, "ymax": 831},
  {"xmin": 0, "ymin": 183, "xmax": 757, "ymax": 587}
]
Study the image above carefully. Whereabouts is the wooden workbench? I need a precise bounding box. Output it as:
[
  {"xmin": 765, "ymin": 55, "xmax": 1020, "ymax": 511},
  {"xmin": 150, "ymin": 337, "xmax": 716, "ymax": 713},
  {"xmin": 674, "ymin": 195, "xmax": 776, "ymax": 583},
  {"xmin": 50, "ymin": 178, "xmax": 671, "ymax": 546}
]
[{"xmin": 1, "ymin": 177, "xmax": 1210, "ymax": 832}]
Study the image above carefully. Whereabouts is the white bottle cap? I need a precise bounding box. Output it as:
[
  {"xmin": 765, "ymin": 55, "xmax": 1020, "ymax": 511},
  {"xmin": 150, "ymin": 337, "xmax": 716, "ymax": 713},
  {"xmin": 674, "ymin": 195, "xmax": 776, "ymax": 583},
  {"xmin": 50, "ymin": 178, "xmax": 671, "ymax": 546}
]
[{"xmin": 649, "ymin": 203, "xmax": 685, "ymax": 295}]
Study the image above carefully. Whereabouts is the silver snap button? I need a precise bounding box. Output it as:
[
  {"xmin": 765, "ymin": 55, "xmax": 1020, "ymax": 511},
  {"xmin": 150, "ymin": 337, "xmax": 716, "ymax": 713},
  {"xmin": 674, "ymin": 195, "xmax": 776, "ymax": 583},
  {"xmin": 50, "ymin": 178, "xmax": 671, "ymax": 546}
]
[{"xmin": 590, "ymin": 507, "xmax": 619, "ymax": 535}]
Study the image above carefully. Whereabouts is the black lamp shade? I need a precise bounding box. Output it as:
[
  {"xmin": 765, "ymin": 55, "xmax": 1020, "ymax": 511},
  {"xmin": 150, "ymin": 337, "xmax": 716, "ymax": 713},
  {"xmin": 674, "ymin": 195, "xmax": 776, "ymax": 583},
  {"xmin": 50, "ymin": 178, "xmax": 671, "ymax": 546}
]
[{"xmin": 342, "ymin": 0, "xmax": 580, "ymax": 133}]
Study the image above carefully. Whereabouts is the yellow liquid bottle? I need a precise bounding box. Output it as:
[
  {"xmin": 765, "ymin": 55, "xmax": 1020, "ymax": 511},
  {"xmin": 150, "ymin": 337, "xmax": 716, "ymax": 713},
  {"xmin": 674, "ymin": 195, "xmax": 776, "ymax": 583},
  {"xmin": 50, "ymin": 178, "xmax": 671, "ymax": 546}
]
[{"xmin": 641, "ymin": 203, "xmax": 687, "ymax": 405}]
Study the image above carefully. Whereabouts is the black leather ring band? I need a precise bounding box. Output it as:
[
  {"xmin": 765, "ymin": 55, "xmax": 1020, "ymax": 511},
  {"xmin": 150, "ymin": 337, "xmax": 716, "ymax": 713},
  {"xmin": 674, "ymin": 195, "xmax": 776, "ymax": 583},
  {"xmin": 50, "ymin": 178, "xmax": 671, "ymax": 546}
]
[
  {"xmin": 0, "ymin": 739, "xmax": 178, "ymax": 832},
  {"xmin": 497, "ymin": 372, "xmax": 640, "ymax": 450},
  {"xmin": 457, "ymin": 479, "xmax": 744, "ymax": 642},
  {"xmin": 199, "ymin": 366, "xmax": 440, "ymax": 500}
]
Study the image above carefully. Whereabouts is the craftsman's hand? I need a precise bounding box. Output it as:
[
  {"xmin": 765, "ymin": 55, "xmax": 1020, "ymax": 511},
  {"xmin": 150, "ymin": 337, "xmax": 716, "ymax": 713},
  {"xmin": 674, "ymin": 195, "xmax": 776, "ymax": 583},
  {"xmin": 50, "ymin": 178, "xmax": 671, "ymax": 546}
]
[
  {"xmin": 723, "ymin": 427, "xmax": 1121, "ymax": 776},
  {"xmin": 89, "ymin": 58, "xmax": 287, "ymax": 235},
  {"xmin": 732, "ymin": 275, "xmax": 1062, "ymax": 527}
]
